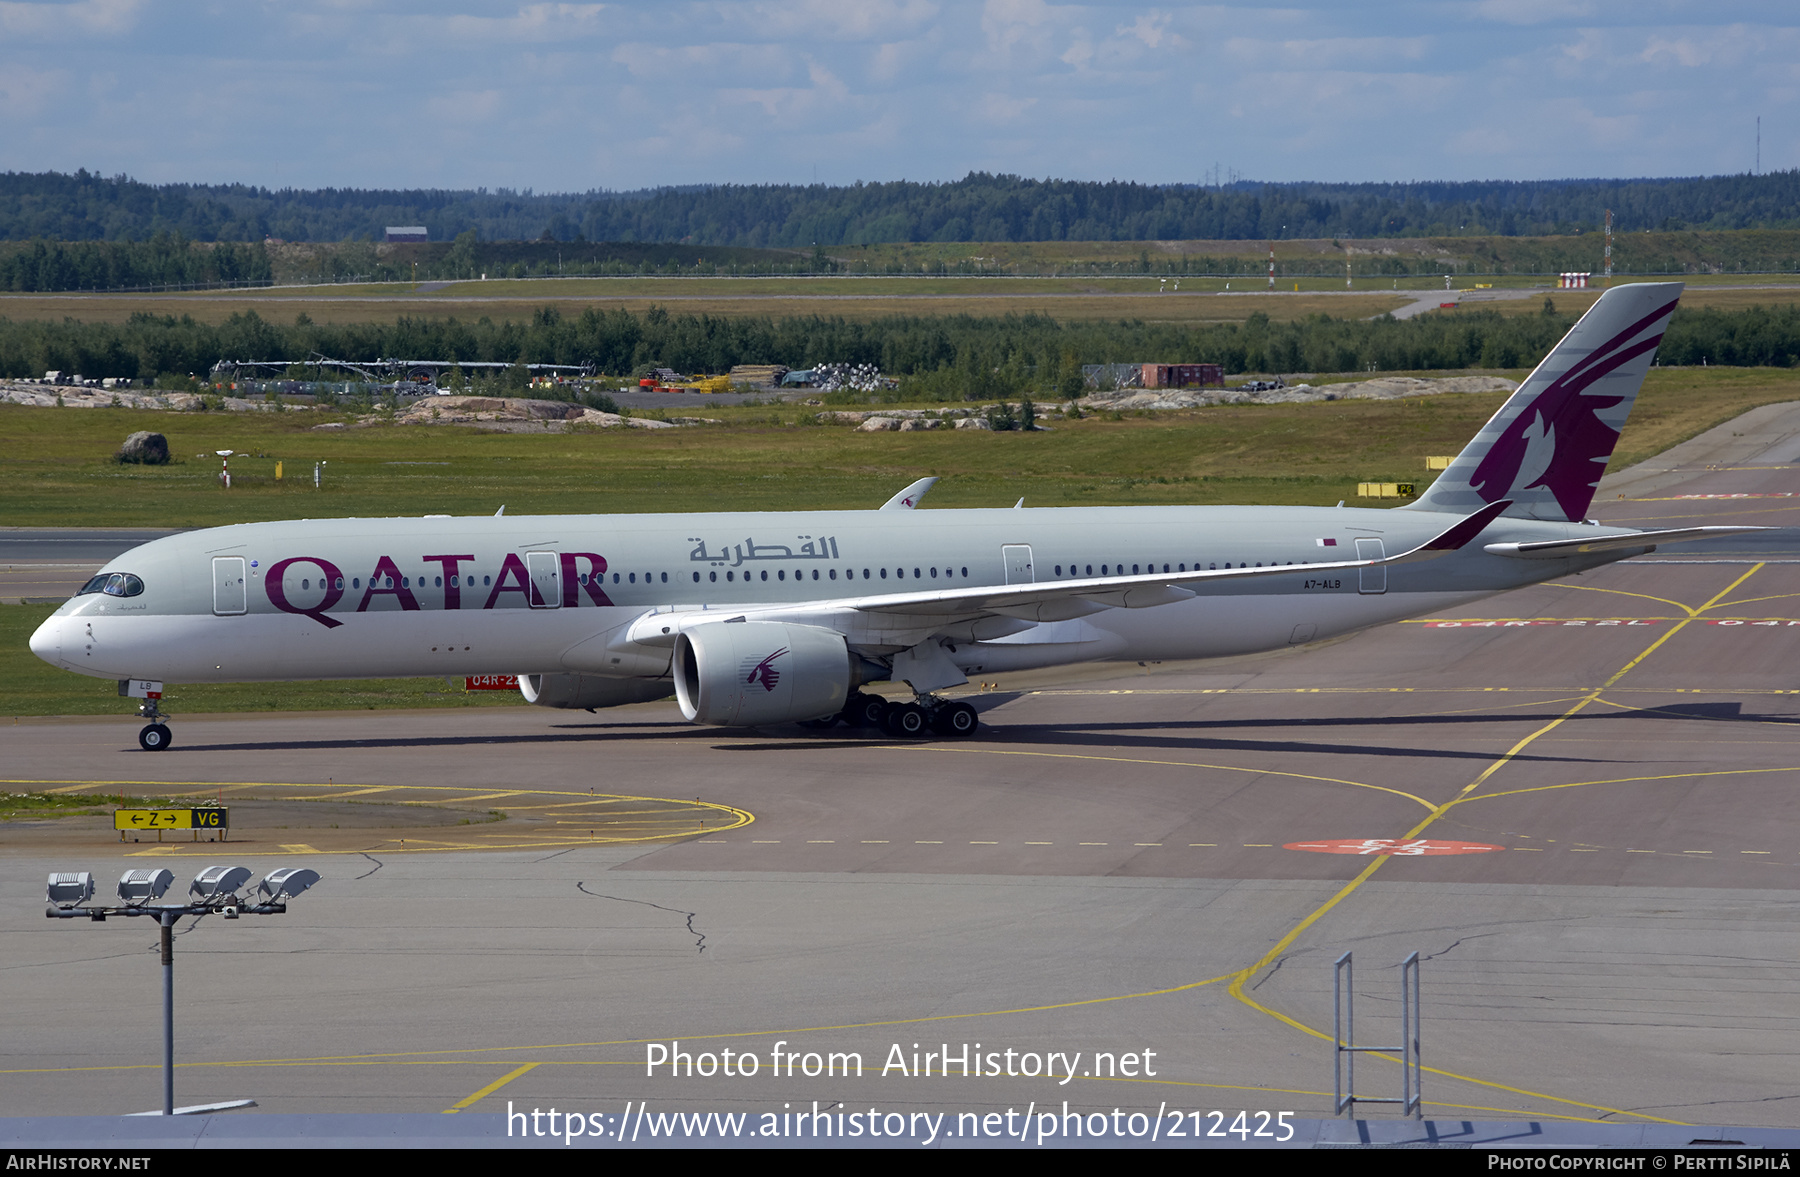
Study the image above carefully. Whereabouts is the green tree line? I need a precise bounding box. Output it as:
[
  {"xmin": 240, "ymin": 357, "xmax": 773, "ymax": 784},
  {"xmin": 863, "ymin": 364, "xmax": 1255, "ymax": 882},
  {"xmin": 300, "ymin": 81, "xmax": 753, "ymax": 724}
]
[
  {"xmin": 6, "ymin": 169, "xmax": 1800, "ymax": 246},
  {"xmin": 5, "ymin": 303, "xmax": 1798, "ymax": 389}
]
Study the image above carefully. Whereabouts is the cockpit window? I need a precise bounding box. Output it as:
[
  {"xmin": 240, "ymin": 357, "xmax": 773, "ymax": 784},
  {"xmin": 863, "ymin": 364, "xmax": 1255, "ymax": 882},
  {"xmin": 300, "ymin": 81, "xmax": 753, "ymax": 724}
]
[{"xmin": 78, "ymin": 573, "xmax": 144, "ymax": 597}]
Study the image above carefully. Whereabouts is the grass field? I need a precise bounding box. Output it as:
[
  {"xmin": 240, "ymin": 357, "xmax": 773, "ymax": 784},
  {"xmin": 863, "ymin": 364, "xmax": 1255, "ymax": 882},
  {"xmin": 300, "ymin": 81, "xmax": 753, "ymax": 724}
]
[
  {"xmin": 3, "ymin": 367, "xmax": 1795, "ymax": 526},
  {"xmin": 0, "ymin": 287, "xmax": 1418, "ymax": 326},
  {"xmin": 7, "ymin": 271, "xmax": 1798, "ymax": 330},
  {"xmin": 4, "ymin": 364, "xmax": 1796, "ymax": 717}
]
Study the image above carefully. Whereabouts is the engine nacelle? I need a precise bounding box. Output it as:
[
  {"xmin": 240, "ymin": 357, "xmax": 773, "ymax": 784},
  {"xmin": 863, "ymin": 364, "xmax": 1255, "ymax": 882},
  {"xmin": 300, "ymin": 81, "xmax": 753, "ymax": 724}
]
[
  {"xmin": 673, "ymin": 621, "xmax": 851, "ymax": 726},
  {"xmin": 519, "ymin": 673, "xmax": 675, "ymax": 711}
]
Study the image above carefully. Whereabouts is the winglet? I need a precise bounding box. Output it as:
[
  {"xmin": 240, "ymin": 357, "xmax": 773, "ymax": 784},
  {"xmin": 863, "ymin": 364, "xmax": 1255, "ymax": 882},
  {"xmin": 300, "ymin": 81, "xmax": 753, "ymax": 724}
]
[{"xmin": 880, "ymin": 477, "xmax": 938, "ymax": 511}]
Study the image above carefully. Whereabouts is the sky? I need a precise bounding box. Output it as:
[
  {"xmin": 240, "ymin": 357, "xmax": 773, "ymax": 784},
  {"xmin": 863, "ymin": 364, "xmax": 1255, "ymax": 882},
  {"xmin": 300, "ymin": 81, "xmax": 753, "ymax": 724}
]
[{"xmin": 0, "ymin": 1, "xmax": 1794, "ymax": 191}]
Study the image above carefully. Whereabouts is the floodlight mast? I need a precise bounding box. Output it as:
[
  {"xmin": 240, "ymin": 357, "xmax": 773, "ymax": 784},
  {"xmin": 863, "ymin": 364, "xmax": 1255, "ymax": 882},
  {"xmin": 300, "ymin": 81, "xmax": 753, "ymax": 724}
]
[{"xmin": 45, "ymin": 865, "xmax": 320, "ymax": 1116}]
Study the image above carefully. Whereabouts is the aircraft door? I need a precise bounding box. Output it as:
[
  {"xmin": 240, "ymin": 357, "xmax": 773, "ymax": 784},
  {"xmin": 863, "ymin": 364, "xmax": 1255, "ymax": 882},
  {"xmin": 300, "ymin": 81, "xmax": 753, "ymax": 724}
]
[
  {"xmin": 1002, "ymin": 545, "xmax": 1034, "ymax": 585},
  {"xmin": 526, "ymin": 551, "xmax": 562, "ymax": 608},
  {"xmin": 1355, "ymin": 538, "xmax": 1387, "ymax": 594},
  {"xmin": 212, "ymin": 557, "xmax": 247, "ymax": 615}
]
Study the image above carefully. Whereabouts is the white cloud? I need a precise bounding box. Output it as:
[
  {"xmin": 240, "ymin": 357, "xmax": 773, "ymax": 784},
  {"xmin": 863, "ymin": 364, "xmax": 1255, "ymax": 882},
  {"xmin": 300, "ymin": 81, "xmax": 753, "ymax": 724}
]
[
  {"xmin": 1117, "ymin": 10, "xmax": 1174, "ymax": 49},
  {"xmin": 1465, "ymin": 0, "xmax": 1595, "ymax": 27},
  {"xmin": 0, "ymin": 0, "xmax": 141, "ymax": 37},
  {"xmin": 976, "ymin": 91, "xmax": 1037, "ymax": 124},
  {"xmin": 703, "ymin": 0, "xmax": 939, "ymax": 42}
]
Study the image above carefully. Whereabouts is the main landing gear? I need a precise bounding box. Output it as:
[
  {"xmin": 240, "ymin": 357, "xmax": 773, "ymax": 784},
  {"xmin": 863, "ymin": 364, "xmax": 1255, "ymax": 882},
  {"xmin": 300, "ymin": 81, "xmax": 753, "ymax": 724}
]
[
  {"xmin": 828, "ymin": 692, "xmax": 979, "ymax": 739},
  {"xmin": 135, "ymin": 697, "xmax": 172, "ymax": 752}
]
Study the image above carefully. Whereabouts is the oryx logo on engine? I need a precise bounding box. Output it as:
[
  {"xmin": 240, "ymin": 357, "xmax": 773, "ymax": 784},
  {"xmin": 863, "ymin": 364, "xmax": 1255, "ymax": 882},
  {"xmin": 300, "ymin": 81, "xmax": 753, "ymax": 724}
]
[{"xmin": 744, "ymin": 649, "xmax": 788, "ymax": 692}]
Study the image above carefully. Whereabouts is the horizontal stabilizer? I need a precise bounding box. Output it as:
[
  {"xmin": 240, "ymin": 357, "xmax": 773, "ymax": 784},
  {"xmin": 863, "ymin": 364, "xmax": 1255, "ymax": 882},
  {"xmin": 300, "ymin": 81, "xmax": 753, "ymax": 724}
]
[{"xmin": 1484, "ymin": 526, "xmax": 1774, "ymax": 559}]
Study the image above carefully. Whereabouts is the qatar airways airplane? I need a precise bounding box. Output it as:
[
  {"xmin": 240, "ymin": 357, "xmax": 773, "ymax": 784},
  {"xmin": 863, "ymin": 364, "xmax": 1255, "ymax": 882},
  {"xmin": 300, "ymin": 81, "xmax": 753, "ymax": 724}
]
[{"xmin": 30, "ymin": 282, "xmax": 1758, "ymax": 750}]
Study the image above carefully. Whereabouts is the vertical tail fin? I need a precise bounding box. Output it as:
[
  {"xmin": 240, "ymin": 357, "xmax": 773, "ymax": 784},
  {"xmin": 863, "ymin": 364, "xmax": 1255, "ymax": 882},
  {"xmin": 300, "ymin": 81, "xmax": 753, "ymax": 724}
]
[{"xmin": 1407, "ymin": 281, "xmax": 1682, "ymax": 522}]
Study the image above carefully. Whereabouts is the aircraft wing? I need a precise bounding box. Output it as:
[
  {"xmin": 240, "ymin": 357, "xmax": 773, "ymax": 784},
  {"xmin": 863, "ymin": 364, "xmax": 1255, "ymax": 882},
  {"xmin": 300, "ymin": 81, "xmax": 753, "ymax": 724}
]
[
  {"xmin": 627, "ymin": 500, "xmax": 1513, "ymax": 642},
  {"xmin": 841, "ymin": 497, "xmax": 1511, "ymax": 620},
  {"xmin": 1484, "ymin": 526, "xmax": 1774, "ymax": 559}
]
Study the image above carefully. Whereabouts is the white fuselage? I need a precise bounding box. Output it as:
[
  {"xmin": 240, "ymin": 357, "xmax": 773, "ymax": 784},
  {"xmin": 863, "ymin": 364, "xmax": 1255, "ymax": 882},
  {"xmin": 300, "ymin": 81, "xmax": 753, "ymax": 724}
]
[{"xmin": 30, "ymin": 504, "xmax": 1612, "ymax": 689}]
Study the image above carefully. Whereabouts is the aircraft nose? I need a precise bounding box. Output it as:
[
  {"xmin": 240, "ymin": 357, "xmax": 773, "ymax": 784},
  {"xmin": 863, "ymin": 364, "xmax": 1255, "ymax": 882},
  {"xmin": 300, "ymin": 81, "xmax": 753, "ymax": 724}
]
[{"xmin": 29, "ymin": 616, "xmax": 65, "ymax": 668}]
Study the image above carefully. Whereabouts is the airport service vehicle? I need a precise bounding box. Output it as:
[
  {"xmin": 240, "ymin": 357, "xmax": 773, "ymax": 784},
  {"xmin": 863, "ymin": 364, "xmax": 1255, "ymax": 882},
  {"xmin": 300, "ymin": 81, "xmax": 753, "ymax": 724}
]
[{"xmin": 31, "ymin": 283, "xmax": 1759, "ymax": 750}]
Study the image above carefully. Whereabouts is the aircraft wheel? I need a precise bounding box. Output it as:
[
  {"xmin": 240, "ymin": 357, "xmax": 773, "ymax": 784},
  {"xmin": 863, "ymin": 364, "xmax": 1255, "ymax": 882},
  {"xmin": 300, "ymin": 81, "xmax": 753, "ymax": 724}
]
[
  {"xmin": 882, "ymin": 702, "xmax": 927, "ymax": 738},
  {"xmin": 138, "ymin": 724, "xmax": 172, "ymax": 752},
  {"xmin": 843, "ymin": 693, "xmax": 887, "ymax": 728},
  {"xmin": 932, "ymin": 701, "xmax": 979, "ymax": 738}
]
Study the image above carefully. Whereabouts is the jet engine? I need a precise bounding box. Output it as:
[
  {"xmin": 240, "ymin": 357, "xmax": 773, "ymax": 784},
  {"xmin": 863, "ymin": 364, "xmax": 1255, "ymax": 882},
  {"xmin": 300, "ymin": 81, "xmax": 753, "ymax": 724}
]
[
  {"xmin": 519, "ymin": 673, "xmax": 675, "ymax": 711},
  {"xmin": 673, "ymin": 621, "xmax": 852, "ymax": 726}
]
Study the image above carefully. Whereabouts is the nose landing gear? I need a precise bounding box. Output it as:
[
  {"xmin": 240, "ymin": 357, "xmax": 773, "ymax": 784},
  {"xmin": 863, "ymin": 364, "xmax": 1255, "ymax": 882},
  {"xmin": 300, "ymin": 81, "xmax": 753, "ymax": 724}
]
[{"xmin": 125, "ymin": 684, "xmax": 173, "ymax": 752}]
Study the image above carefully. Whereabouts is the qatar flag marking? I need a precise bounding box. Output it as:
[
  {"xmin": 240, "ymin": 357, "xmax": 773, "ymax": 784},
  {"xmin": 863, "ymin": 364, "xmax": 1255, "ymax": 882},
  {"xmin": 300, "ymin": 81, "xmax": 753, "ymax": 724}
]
[{"xmin": 1285, "ymin": 838, "xmax": 1505, "ymax": 856}]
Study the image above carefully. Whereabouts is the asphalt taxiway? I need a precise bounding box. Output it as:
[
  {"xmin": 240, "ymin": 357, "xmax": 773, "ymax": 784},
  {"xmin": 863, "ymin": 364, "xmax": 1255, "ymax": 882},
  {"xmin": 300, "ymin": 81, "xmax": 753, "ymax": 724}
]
[{"xmin": 3, "ymin": 407, "xmax": 1799, "ymax": 1132}]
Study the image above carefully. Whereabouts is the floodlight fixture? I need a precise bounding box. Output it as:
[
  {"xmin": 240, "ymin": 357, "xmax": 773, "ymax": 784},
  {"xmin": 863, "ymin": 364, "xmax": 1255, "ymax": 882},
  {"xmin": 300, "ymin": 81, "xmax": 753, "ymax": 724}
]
[
  {"xmin": 46, "ymin": 872, "xmax": 94, "ymax": 907},
  {"xmin": 189, "ymin": 865, "xmax": 252, "ymax": 902},
  {"xmin": 117, "ymin": 868, "xmax": 175, "ymax": 904},
  {"xmin": 257, "ymin": 867, "xmax": 320, "ymax": 902},
  {"xmin": 47, "ymin": 860, "xmax": 320, "ymax": 1116}
]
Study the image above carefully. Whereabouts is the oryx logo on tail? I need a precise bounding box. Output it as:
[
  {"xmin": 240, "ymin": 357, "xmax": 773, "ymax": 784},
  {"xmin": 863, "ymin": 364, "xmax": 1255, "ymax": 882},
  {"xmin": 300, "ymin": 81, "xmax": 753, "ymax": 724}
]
[
  {"xmin": 1412, "ymin": 284, "xmax": 1683, "ymax": 523},
  {"xmin": 1470, "ymin": 294, "xmax": 1679, "ymax": 520},
  {"xmin": 746, "ymin": 648, "xmax": 788, "ymax": 692}
]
